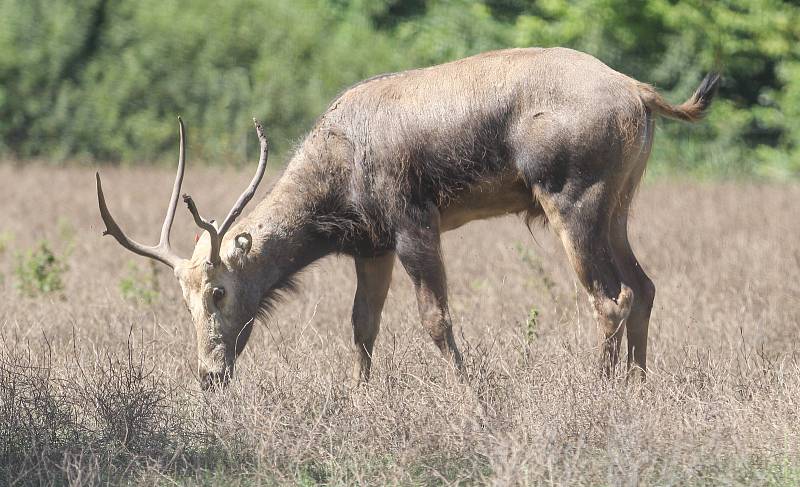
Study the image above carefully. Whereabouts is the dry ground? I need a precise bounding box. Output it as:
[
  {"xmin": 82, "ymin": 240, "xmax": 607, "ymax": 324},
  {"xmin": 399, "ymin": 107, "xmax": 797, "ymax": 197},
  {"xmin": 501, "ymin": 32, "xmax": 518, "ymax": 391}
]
[{"xmin": 1, "ymin": 163, "xmax": 799, "ymax": 486}]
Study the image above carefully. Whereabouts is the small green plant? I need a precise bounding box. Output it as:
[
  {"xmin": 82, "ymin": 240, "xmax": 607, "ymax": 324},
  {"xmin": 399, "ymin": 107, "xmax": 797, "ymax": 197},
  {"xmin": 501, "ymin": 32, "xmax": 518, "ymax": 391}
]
[
  {"xmin": 119, "ymin": 261, "xmax": 160, "ymax": 305},
  {"xmin": 0, "ymin": 233, "xmax": 14, "ymax": 288},
  {"xmin": 514, "ymin": 242, "xmax": 557, "ymax": 294},
  {"xmin": 15, "ymin": 241, "xmax": 68, "ymax": 296},
  {"xmin": 0, "ymin": 231, "xmax": 13, "ymax": 254},
  {"xmin": 525, "ymin": 306, "xmax": 539, "ymax": 345},
  {"xmin": 470, "ymin": 278, "xmax": 488, "ymax": 291},
  {"xmin": 56, "ymin": 218, "xmax": 77, "ymax": 253}
]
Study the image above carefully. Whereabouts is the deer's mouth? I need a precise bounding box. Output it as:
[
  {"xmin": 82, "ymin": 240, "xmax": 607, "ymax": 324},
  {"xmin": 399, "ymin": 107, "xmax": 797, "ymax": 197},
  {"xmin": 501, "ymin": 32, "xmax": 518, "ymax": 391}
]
[
  {"xmin": 198, "ymin": 338, "xmax": 236, "ymax": 391},
  {"xmin": 200, "ymin": 367, "xmax": 233, "ymax": 391}
]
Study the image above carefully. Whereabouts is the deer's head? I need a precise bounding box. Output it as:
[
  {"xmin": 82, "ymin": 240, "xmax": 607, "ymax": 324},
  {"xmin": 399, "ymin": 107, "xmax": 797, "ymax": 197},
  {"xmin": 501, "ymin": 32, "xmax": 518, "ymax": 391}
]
[{"xmin": 96, "ymin": 118, "xmax": 269, "ymax": 390}]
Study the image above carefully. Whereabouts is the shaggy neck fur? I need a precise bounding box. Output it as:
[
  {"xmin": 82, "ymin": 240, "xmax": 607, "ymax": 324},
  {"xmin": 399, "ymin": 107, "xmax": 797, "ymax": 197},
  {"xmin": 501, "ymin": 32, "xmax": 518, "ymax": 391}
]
[{"xmin": 229, "ymin": 151, "xmax": 348, "ymax": 314}]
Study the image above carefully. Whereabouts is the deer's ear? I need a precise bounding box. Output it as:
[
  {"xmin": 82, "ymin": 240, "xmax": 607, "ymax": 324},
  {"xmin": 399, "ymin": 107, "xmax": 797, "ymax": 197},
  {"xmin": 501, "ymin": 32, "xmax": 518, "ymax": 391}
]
[{"xmin": 235, "ymin": 233, "xmax": 252, "ymax": 254}]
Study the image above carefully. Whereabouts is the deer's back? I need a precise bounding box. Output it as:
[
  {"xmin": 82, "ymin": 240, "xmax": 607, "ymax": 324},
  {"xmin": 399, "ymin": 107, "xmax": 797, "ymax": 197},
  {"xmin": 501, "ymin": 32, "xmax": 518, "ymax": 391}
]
[
  {"xmin": 299, "ymin": 47, "xmax": 647, "ymax": 241},
  {"xmin": 322, "ymin": 47, "xmax": 641, "ymax": 143}
]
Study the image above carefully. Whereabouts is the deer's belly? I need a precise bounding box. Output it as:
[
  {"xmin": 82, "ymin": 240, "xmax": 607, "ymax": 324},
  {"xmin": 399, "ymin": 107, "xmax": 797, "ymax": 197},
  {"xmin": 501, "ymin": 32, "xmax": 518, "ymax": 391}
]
[{"xmin": 439, "ymin": 180, "xmax": 533, "ymax": 232}]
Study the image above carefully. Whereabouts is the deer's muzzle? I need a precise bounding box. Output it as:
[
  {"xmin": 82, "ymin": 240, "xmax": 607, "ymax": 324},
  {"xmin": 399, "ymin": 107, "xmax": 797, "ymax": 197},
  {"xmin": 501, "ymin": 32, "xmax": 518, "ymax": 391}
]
[
  {"xmin": 198, "ymin": 341, "xmax": 234, "ymax": 391},
  {"xmin": 200, "ymin": 367, "xmax": 232, "ymax": 390}
]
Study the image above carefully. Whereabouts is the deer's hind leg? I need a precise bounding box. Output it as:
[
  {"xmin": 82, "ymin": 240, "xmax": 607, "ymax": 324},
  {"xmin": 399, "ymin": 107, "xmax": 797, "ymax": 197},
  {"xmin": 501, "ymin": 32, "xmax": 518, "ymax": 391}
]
[
  {"xmin": 536, "ymin": 184, "xmax": 635, "ymax": 376},
  {"xmin": 395, "ymin": 202, "xmax": 463, "ymax": 370},
  {"xmin": 514, "ymin": 111, "xmax": 650, "ymax": 377},
  {"xmin": 609, "ymin": 148, "xmax": 656, "ymax": 379},
  {"xmin": 351, "ymin": 253, "xmax": 394, "ymax": 387},
  {"xmin": 609, "ymin": 206, "xmax": 655, "ymax": 380}
]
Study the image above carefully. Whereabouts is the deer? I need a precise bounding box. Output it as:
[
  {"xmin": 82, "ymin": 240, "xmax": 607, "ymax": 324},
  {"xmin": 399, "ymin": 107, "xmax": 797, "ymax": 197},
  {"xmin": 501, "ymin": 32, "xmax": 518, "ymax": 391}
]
[{"xmin": 96, "ymin": 47, "xmax": 719, "ymax": 390}]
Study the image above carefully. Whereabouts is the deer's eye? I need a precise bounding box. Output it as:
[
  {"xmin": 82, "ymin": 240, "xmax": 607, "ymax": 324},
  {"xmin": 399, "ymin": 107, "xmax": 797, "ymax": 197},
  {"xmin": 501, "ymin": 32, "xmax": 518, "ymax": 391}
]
[{"xmin": 212, "ymin": 287, "xmax": 225, "ymax": 304}]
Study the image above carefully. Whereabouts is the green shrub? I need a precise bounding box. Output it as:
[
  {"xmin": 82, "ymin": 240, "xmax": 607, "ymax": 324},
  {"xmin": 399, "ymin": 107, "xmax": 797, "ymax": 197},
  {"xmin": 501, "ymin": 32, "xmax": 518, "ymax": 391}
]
[{"xmin": 14, "ymin": 241, "xmax": 68, "ymax": 296}]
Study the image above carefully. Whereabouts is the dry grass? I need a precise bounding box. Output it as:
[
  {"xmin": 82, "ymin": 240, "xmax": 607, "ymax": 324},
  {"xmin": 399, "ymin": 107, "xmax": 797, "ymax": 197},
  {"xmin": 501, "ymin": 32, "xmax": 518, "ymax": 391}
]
[{"xmin": 1, "ymin": 163, "xmax": 799, "ymax": 486}]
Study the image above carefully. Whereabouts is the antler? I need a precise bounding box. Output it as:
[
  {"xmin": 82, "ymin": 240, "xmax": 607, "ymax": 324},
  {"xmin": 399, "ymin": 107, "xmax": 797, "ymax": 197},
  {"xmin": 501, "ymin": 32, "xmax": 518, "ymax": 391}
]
[
  {"xmin": 96, "ymin": 117, "xmax": 188, "ymax": 269},
  {"xmin": 182, "ymin": 118, "xmax": 269, "ymax": 265},
  {"xmin": 219, "ymin": 119, "xmax": 269, "ymax": 237},
  {"xmin": 182, "ymin": 193, "xmax": 220, "ymax": 264}
]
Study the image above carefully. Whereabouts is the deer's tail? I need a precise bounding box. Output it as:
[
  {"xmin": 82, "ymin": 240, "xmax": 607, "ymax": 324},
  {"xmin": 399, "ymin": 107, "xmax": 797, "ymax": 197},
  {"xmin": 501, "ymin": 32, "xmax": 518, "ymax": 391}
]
[{"xmin": 637, "ymin": 73, "xmax": 720, "ymax": 122}]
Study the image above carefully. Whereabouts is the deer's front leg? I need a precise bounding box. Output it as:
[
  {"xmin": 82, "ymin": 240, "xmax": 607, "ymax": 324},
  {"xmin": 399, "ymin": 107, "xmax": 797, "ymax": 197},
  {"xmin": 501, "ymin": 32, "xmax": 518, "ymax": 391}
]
[
  {"xmin": 350, "ymin": 253, "xmax": 394, "ymax": 387},
  {"xmin": 395, "ymin": 203, "xmax": 463, "ymax": 369}
]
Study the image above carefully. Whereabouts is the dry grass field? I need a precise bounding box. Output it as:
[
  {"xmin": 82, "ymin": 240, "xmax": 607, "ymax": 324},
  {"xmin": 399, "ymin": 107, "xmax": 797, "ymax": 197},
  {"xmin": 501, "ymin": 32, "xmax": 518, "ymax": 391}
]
[{"xmin": 1, "ymin": 163, "xmax": 799, "ymax": 486}]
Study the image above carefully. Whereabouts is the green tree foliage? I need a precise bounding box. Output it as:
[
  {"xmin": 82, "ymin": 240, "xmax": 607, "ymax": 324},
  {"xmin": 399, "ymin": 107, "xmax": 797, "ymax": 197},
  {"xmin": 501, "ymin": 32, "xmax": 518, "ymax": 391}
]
[{"xmin": 1, "ymin": 0, "xmax": 798, "ymax": 176}]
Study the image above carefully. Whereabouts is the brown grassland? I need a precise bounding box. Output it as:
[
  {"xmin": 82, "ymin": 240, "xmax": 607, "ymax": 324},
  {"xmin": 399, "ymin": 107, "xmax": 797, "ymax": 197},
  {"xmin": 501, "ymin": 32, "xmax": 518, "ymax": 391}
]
[{"xmin": 1, "ymin": 163, "xmax": 799, "ymax": 486}]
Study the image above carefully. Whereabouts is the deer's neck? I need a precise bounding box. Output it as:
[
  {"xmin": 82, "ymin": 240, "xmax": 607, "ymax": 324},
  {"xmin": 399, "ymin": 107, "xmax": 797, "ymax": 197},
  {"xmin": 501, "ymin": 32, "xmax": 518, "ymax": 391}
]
[{"xmin": 235, "ymin": 156, "xmax": 343, "ymax": 286}]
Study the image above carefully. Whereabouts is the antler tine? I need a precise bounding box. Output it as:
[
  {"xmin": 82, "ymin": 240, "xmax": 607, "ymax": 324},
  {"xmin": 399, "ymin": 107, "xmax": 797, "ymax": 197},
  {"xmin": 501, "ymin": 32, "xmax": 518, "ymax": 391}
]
[
  {"xmin": 95, "ymin": 117, "xmax": 191, "ymax": 269},
  {"xmin": 217, "ymin": 118, "xmax": 269, "ymax": 238},
  {"xmin": 182, "ymin": 194, "xmax": 221, "ymax": 265},
  {"xmin": 159, "ymin": 116, "xmax": 187, "ymax": 246},
  {"xmin": 96, "ymin": 173, "xmax": 182, "ymax": 269},
  {"xmin": 178, "ymin": 118, "xmax": 269, "ymax": 266}
]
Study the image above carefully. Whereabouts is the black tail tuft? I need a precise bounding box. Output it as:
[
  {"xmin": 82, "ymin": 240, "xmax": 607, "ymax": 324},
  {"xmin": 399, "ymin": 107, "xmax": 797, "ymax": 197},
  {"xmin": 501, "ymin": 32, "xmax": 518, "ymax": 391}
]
[
  {"xmin": 693, "ymin": 72, "xmax": 721, "ymax": 112},
  {"xmin": 639, "ymin": 71, "xmax": 721, "ymax": 122}
]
